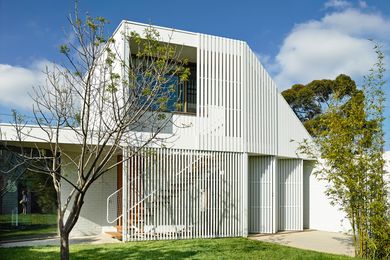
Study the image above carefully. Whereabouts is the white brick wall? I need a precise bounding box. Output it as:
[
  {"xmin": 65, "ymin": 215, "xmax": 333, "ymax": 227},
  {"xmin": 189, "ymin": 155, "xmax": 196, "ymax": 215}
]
[{"xmin": 61, "ymin": 152, "xmax": 118, "ymax": 237}]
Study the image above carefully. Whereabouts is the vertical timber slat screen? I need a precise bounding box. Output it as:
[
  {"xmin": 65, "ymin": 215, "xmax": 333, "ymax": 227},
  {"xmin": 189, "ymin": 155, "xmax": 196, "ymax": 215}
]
[
  {"xmin": 124, "ymin": 148, "xmax": 242, "ymax": 241},
  {"xmin": 278, "ymin": 159, "xmax": 303, "ymax": 231},
  {"xmin": 248, "ymin": 156, "xmax": 276, "ymax": 233}
]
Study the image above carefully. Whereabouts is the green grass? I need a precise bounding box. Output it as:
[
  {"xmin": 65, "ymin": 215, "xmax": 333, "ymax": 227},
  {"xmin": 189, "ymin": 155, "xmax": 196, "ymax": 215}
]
[
  {"xmin": 0, "ymin": 214, "xmax": 57, "ymax": 241},
  {"xmin": 0, "ymin": 237, "xmax": 354, "ymax": 259},
  {"xmin": 0, "ymin": 213, "xmax": 57, "ymax": 225},
  {"xmin": 0, "ymin": 225, "xmax": 57, "ymax": 241}
]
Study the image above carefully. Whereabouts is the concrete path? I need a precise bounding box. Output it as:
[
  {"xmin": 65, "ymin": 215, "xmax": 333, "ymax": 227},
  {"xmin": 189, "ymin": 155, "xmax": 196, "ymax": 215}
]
[
  {"xmin": 0, "ymin": 233, "xmax": 119, "ymax": 248},
  {"xmin": 249, "ymin": 230, "xmax": 355, "ymax": 257}
]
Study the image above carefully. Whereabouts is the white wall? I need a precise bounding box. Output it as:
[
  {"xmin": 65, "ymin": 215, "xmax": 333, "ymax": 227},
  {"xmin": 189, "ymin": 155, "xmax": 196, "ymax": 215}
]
[
  {"xmin": 384, "ymin": 151, "xmax": 390, "ymax": 204},
  {"xmin": 307, "ymin": 162, "xmax": 352, "ymax": 233},
  {"xmin": 61, "ymin": 152, "xmax": 118, "ymax": 237},
  {"xmin": 308, "ymin": 152, "xmax": 390, "ymax": 233}
]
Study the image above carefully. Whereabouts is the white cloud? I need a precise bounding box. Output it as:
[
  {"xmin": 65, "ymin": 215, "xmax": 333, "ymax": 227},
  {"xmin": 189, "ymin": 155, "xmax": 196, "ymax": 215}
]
[
  {"xmin": 324, "ymin": 0, "xmax": 352, "ymax": 9},
  {"xmin": 270, "ymin": 6, "xmax": 390, "ymax": 89},
  {"xmin": 320, "ymin": 9, "xmax": 390, "ymax": 37},
  {"xmin": 358, "ymin": 0, "xmax": 367, "ymax": 9},
  {"xmin": 0, "ymin": 60, "xmax": 55, "ymax": 110}
]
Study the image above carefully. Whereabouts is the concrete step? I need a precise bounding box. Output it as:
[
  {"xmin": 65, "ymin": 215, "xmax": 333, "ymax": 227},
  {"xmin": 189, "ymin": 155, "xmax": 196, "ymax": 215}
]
[
  {"xmin": 105, "ymin": 231, "xmax": 122, "ymax": 240},
  {"xmin": 105, "ymin": 225, "xmax": 123, "ymax": 240}
]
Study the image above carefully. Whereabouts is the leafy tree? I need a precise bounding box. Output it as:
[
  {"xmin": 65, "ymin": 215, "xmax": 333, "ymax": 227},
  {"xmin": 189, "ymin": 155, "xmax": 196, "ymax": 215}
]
[
  {"xmin": 281, "ymin": 74, "xmax": 358, "ymax": 135},
  {"xmin": 360, "ymin": 43, "xmax": 390, "ymax": 259},
  {"xmin": 1, "ymin": 7, "xmax": 189, "ymax": 260},
  {"xmin": 300, "ymin": 43, "xmax": 390, "ymax": 259}
]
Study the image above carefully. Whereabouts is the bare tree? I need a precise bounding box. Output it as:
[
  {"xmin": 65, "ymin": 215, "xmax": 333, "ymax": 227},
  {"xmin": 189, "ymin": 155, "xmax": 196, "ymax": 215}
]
[{"xmin": 1, "ymin": 8, "xmax": 189, "ymax": 260}]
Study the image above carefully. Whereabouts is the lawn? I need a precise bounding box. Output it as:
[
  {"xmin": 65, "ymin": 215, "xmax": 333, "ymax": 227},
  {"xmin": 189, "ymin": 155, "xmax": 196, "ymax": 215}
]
[
  {"xmin": 0, "ymin": 213, "xmax": 57, "ymax": 241},
  {"xmin": 0, "ymin": 237, "xmax": 354, "ymax": 259}
]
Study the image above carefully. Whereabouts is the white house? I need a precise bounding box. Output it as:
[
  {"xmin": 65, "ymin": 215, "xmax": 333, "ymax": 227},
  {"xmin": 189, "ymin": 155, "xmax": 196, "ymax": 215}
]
[{"xmin": 0, "ymin": 21, "xmax": 354, "ymax": 242}]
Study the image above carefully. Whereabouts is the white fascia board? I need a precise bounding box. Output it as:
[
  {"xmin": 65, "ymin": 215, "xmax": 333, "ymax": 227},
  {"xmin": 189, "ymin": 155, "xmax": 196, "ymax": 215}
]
[
  {"xmin": 113, "ymin": 20, "xmax": 246, "ymax": 49},
  {"xmin": 113, "ymin": 20, "xmax": 199, "ymax": 48},
  {"xmin": 0, "ymin": 123, "xmax": 192, "ymax": 151},
  {"xmin": 0, "ymin": 123, "xmax": 80, "ymax": 145}
]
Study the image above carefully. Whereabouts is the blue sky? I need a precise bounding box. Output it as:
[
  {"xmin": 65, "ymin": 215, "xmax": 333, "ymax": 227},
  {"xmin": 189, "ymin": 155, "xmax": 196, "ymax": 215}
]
[{"xmin": 1, "ymin": 0, "xmax": 390, "ymax": 145}]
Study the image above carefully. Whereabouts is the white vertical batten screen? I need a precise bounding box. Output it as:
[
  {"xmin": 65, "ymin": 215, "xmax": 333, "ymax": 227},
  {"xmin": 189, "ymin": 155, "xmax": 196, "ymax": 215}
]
[
  {"xmin": 197, "ymin": 34, "xmax": 279, "ymax": 155},
  {"xmin": 277, "ymin": 93, "xmax": 312, "ymax": 158},
  {"xmin": 123, "ymin": 147, "xmax": 242, "ymax": 241},
  {"xmin": 198, "ymin": 34, "xmax": 243, "ymax": 152},
  {"xmin": 278, "ymin": 159, "xmax": 303, "ymax": 231},
  {"xmin": 248, "ymin": 156, "xmax": 277, "ymax": 233},
  {"xmin": 243, "ymin": 45, "xmax": 278, "ymax": 155},
  {"xmin": 241, "ymin": 152, "xmax": 249, "ymax": 236}
]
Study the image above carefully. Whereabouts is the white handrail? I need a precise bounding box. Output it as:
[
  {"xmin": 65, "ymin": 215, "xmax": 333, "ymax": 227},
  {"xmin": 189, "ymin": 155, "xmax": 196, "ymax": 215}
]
[
  {"xmin": 106, "ymin": 187, "xmax": 123, "ymax": 224},
  {"xmin": 106, "ymin": 173, "xmax": 146, "ymax": 224}
]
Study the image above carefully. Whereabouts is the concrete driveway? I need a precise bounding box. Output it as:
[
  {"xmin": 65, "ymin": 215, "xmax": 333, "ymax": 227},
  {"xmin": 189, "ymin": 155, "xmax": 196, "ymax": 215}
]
[{"xmin": 249, "ymin": 230, "xmax": 355, "ymax": 257}]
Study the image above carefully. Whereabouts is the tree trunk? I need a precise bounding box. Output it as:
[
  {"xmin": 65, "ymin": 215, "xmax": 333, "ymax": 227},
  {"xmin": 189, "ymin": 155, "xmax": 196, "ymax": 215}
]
[
  {"xmin": 60, "ymin": 230, "xmax": 70, "ymax": 260},
  {"xmin": 350, "ymin": 208, "xmax": 357, "ymax": 257}
]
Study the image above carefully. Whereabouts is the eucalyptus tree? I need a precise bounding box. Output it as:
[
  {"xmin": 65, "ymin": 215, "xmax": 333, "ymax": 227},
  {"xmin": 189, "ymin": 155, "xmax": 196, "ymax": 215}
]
[{"xmin": 282, "ymin": 74, "xmax": 358, "ymax": 135}]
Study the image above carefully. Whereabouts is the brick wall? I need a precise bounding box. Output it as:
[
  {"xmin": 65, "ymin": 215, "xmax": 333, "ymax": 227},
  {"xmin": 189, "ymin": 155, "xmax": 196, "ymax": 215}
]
[{"xmin": 61, "ymin": 152, "xmax": 118, "ymax": 237}]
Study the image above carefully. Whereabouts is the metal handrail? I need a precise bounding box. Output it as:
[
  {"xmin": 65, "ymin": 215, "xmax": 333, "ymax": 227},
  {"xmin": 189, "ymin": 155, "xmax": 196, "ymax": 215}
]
[
  {"xmin": 106, "ymin": 187, "xmax": 123, "ymax": 224},
  {"xmin": 106, "ymin": 172, "xmax": 146, "ymax": 224}
]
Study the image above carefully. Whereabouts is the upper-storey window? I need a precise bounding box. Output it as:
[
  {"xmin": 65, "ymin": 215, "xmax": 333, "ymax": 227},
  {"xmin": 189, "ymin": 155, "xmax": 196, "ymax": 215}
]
[
  {"xmin": 127, "ymin": 35, "xmax": 198, "ymax": 115},
  {"xmin": 130, "ymin": 56, "xmax": 197, "ymax": 114}
]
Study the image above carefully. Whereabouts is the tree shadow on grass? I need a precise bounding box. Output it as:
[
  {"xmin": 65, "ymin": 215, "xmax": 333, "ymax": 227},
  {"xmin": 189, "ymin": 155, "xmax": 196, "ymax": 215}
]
[
  {"xmin": 71, "ymin": 247, "xmax": 198, "ymax": 259},
  {"xmin": 2, "ymin": 245, "xmax": 198, "ymax": 260},
  {"xmin": 0, "ymin": 224, "xmax": 57, "ymax": 242},
  {"xmin": 0, "ymin": 237, "xmax": 354, "ymax": 260}
]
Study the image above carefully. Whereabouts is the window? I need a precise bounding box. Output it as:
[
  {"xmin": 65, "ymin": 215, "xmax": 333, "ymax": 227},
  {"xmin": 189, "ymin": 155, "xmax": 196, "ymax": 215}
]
[
  {"xmin": 175, "ymin": 65, "xmax": 197, "ymax": 114},
  {"xmin": 130, "ymin": 57, "xmax": 197, "ymax": 114},
  {"xmin": 0, "ymin": 145, "xmax": 58, "ymax": 241}
]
